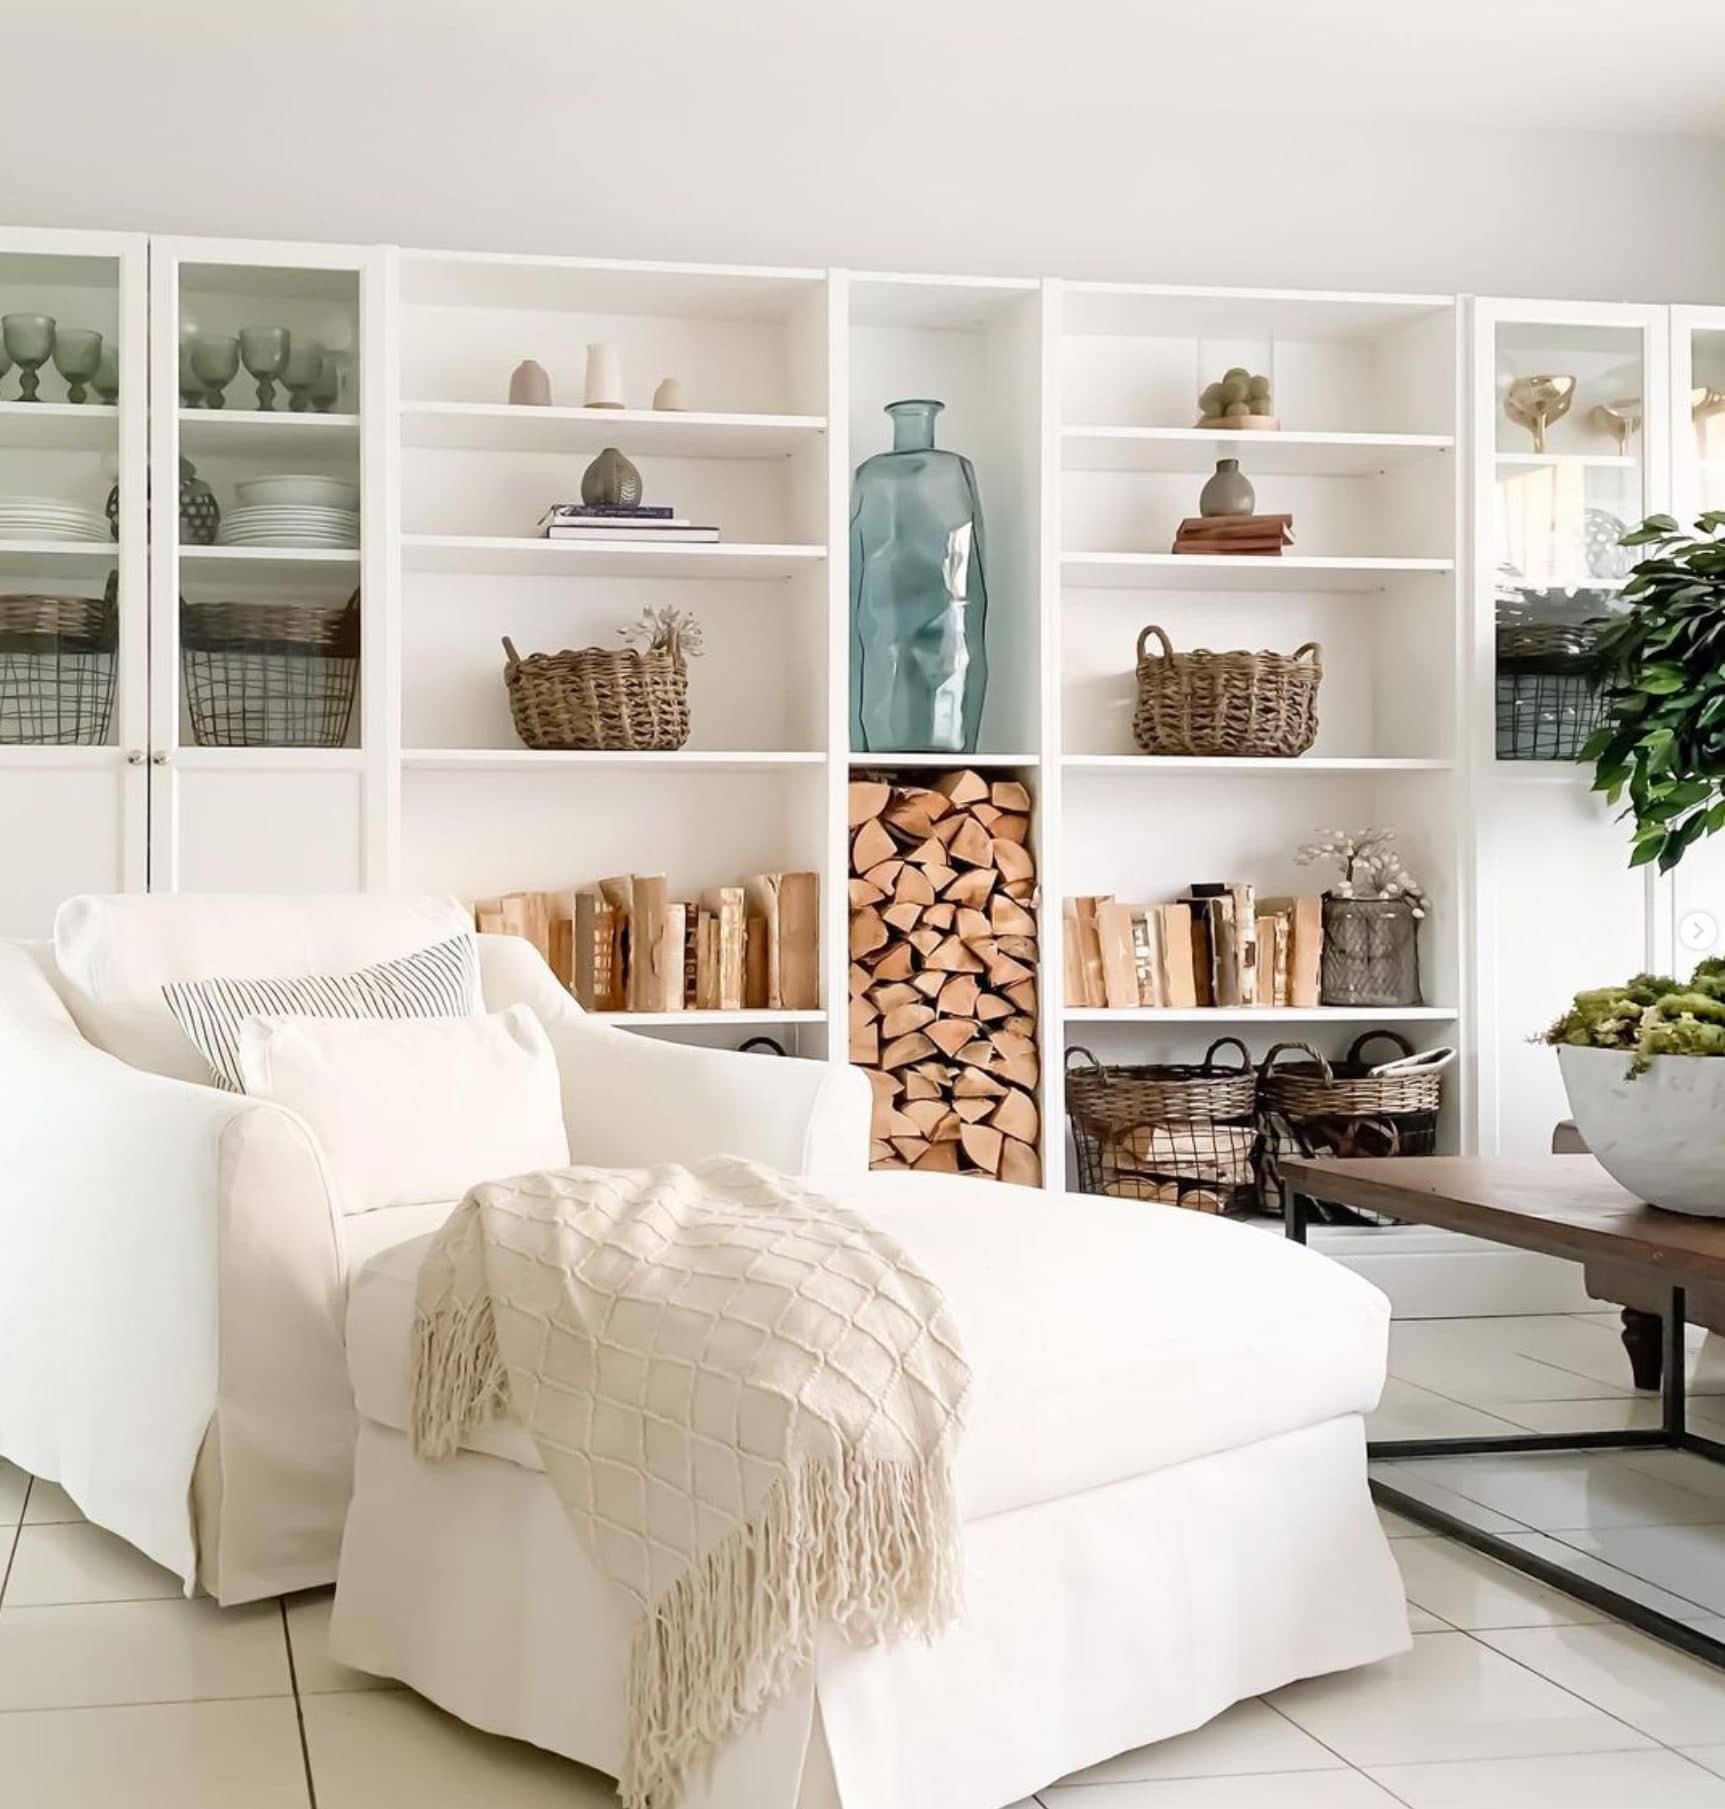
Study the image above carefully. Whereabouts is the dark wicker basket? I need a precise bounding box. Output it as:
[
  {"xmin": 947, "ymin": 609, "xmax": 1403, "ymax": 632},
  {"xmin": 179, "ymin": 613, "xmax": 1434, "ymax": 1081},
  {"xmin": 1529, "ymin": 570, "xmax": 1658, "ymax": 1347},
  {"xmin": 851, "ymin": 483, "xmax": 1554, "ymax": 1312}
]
[
  {"xmin": 502, "ymin": 635, "xmax": 689, "ymax": 752},
  {"xmin": 181, "ymin": 592, "xmax": 359, "ymax": 748},
  {"xmin": 1259, "ymin": 1033, "xmax": 1448, "ymax": 1226},
  {"xmin": 1066, "ymin": 1038, "xmax": 1263, "ymax": 1213},
  {"xmin": 1496, "ymin": 622, "xmax": 1605, "ymax": 761},
  {"xmin": 0, "ymin": 579, "xmax": 120, "ymax": 746},
  {"xmin": 1132, "ymin": 625, "xmax": 1321, "ymax": 758},
  {"xmin": 1320, "ymin": 896, "xmax": 1422, "ymax": 1007}
]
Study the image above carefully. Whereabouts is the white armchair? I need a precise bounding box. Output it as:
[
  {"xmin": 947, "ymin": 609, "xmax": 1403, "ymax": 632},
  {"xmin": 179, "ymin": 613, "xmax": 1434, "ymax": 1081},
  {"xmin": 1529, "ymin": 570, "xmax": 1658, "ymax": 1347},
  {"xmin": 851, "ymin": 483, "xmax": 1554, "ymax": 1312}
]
[{"xmin": 0, "ymin": 898, "xmax": 868, "ymax": 1603}]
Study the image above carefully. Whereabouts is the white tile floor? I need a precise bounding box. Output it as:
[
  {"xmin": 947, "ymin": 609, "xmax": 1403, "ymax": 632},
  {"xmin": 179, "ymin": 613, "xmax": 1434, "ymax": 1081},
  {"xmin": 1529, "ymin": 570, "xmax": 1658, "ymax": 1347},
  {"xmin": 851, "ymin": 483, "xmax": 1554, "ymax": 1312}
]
[{"xmin": 7, "ymin": 1312, "xmax": 1725, "ymax": 1806}]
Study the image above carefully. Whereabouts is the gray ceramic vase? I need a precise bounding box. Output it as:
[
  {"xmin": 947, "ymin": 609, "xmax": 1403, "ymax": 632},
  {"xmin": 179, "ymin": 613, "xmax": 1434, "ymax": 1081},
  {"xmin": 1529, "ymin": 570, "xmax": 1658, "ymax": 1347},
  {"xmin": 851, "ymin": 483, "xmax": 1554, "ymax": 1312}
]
[
  {"xmin": 1199, "ymin": 457, "xmax": 1255, "ymax": 518},
  {"xmin": 581, "ymin": 446, "xmax": 643, "ymax": 508},
  {"xmin": 508, "ymin": 359, "xmax": 551, "ymax": 406}
]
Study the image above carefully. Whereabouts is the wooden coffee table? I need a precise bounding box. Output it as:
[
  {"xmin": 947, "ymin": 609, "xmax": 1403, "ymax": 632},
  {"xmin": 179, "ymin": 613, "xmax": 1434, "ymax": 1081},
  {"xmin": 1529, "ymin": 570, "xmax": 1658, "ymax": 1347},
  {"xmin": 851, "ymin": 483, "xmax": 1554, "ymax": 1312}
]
[{"xmin": 1281, "ymin": 1152, "xmax": 1725, "ymax": 1667}]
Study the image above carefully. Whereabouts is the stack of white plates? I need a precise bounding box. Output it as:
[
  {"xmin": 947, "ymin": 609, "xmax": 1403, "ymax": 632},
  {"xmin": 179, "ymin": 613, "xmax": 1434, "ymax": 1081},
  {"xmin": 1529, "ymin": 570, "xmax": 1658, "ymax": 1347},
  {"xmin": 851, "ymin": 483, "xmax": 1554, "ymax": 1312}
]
[
  {"xmin": 0, "ymin": 496, "xmax": 111, "ymax": 542},
  {"xmin": 218, "ymin": 504, "xmax": 359, "ymax": 550}
]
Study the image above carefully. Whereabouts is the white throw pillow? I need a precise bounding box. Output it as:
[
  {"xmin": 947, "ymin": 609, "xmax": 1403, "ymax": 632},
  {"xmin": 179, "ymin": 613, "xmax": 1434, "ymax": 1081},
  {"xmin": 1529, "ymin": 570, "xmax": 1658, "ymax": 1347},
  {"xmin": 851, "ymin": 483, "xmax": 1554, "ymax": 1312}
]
[
  {"xmin": 236, "ymin": 1005, "xmax": 570, "ymax": 1216},
  {"xmin": 164, "ymin": 933, "xmax": 480, "ymax": 1091}
]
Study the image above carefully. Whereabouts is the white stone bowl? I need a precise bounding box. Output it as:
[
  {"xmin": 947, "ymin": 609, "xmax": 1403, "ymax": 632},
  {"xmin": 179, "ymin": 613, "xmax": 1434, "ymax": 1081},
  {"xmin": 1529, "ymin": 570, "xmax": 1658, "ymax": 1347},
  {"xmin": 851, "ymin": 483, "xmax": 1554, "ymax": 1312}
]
[
  {"xmin": 235, "ymin": 474, "xmax": 359, "ymax": 511},
  {"xmin": 1558, "ymin": 1044, "xmax": 1725, "ymax": 1217}
]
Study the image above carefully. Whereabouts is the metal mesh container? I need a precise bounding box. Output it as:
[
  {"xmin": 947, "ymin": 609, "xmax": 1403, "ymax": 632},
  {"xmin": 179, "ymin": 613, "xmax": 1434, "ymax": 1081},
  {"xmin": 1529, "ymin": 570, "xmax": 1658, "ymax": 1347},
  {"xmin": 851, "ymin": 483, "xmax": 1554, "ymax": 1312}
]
[
  {"xmin": 181, "ymin": 593, "xmax": 359, "ymax": 749},
  {"xmin": 0, "ymin": 582, "xmax": 119, "ymax": 746}
]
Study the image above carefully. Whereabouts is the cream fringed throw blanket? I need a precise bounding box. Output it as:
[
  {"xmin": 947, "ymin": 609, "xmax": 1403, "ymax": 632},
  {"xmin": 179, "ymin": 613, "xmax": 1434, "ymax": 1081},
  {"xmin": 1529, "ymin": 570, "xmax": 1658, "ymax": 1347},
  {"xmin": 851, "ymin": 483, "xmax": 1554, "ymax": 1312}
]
[{"xmin": 411, "ymin": 1157, "xmax": 972, "ymax": 1809}]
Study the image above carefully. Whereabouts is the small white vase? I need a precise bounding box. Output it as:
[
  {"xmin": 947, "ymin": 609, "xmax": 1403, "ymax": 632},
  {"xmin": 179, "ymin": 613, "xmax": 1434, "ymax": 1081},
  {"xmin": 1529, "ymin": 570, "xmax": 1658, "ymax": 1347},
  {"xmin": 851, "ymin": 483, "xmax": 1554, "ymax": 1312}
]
[
  {"xmin": 1558, "ymin": 1044, "xmax": 1725, "ymax": 1216},
  {"xmin": 652, "ymin": 377, "xmax": 687, "ymax": 412},
  {"xmin": 584, "ymin": 343, "xmax": 625, "ymax": 410}
]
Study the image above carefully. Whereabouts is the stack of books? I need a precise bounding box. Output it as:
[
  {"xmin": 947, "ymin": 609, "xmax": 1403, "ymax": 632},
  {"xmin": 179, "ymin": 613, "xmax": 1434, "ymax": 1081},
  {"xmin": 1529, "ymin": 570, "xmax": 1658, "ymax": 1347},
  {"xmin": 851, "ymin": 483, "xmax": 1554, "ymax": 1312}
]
[
  {"xmin": 472, "ymin": 872, "xmax": 819, "ymax": 1014},
  {"xmin": 1171, "ymin": 513, "xmax": 1294, "ymax": 558},
  {"xmin": 1064, "ymin": 885, "xmax": 1321, "ymax": 1010},
  {"xmin": 537, "ymin": 503, "xmax": 719, "ymax": 545}
]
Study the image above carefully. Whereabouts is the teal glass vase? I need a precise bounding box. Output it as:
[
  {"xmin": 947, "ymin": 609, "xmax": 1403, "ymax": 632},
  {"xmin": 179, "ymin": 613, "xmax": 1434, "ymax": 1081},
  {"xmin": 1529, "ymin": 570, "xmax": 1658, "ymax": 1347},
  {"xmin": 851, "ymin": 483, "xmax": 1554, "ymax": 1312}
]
[{"xmin": 850, "ymin": 398, "xmax": 989, "ymax": 754}]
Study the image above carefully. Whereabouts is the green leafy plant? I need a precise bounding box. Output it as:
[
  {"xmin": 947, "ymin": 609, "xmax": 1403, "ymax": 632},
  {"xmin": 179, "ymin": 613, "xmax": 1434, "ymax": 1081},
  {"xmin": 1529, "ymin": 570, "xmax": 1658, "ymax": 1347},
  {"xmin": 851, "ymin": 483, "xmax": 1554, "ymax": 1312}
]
[
  {"xmin": 1582, "ymin": 511, "xmax": 1725, "ymax": 872},
  {"xmin": 1543, "ymin": 958, "xmax": 1725, "ymax": 1072}
]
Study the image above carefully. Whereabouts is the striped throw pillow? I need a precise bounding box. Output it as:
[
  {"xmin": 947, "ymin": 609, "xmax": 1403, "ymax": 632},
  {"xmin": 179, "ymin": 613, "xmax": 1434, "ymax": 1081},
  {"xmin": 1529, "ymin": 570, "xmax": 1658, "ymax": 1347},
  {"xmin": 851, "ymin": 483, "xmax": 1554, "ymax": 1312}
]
[{"xmin": 163, "ymin": 933, "xmax": 480, "ymax": 1091}]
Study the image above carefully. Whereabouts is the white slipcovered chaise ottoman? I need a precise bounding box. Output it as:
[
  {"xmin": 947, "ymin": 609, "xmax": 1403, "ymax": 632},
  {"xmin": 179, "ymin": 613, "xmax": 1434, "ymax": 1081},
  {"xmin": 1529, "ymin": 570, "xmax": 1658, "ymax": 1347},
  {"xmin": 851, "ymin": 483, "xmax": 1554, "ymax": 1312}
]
[{"xmin": 331, "ymin": 1170, "xmax": 1409, "ymax": 1809}]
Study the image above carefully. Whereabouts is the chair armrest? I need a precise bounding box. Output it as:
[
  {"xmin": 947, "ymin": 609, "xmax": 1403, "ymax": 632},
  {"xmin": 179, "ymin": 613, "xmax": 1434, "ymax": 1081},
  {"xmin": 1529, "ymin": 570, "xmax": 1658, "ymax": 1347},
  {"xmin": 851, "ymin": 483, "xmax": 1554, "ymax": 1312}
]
[
  {"xmin": 0, "ymin": 944, "xmax": 344, "ymax": 1595},
  {"xmin": 477, "ymin": 933, "xmax": 871, "ymax": 1185}
]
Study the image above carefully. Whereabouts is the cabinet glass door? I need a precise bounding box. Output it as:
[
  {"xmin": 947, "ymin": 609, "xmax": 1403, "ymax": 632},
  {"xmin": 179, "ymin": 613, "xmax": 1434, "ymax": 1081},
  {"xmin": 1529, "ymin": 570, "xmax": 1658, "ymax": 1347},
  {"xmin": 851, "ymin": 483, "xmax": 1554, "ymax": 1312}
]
[
  {"xmin": 148, "ymin": 239, "xmax": 380, "ymax": 895},
  {"xmin": 1473, "ymin": 301, "xmax": 1664, "ymax": 1154},
  {"xmin": 0, "ymin": 231, "xmax": 147, "ymax": 934},
  {"xmin": 1661, "ymin": 309, "xmax": 1725, "ymax": 976}
]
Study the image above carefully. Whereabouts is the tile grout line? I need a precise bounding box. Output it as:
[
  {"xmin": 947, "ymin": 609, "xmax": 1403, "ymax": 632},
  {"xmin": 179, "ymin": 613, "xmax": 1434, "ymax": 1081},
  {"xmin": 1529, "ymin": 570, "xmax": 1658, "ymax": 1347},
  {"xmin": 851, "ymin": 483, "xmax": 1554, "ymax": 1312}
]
[
  {"xmin": 280, "ymin": 1597, "xmax": 320, "ymax": 1809},
  {"xmin": 1452, "ymin": 1622, "xmax": 1679, "ymax": 1752},
  {"xmin": 1257, "ymin": 1691, "xmax": 1415, "ymax": 1803},
  {"xmin": 0, "ymin": 1476, "xmax": 29, "ymax": 1608}
]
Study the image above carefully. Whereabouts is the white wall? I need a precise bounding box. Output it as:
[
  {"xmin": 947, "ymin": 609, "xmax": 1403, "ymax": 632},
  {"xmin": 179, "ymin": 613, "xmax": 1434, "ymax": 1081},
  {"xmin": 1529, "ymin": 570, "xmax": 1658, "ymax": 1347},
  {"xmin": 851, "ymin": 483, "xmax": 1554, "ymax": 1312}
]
[{"xmin": 7, "ymin": 1, "xmax": 1725, "ymax": 300}]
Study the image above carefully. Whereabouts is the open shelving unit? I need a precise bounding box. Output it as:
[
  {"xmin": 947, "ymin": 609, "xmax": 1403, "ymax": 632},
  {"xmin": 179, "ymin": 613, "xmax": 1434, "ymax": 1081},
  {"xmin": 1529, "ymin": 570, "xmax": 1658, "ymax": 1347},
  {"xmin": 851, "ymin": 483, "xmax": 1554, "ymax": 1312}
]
[
  {"xmin": 1046, "ymin": 282, "xmax": 1467, "ymax": 1182},
  {"xmin": 7, "ymin": 220, "xmax": 1715, "ymax": 1235}
]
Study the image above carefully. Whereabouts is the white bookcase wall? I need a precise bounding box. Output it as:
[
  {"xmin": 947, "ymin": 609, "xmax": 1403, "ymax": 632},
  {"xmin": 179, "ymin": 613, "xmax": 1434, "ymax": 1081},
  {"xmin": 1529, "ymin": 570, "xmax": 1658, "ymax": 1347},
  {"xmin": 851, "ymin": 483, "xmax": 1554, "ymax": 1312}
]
[{"xmin": 18, "ymin": 226, "xmax": 1718, "ymax": 1207}]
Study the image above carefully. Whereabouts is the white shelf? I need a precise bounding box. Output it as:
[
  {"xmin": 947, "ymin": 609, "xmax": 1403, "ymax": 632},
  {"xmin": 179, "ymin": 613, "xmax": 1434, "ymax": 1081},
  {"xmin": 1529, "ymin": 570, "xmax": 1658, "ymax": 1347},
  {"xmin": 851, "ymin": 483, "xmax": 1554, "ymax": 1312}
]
[
  {"xmin": 1063, "ymin": 427, "xmax": 1454, "ymax": 477},
  {"xmin": 1496, "ymin": 450, "xmax": 1636, "ymax": 469},
  {"xmin": 1066, "ymin": 1006, "xmax": 1460, "ymax": 1024},
  {"xmin": 849, "ymin": 271, "xmax": 1038, "ymax": 330},
  {"xmin": 402, "ymin": 535, "xmax": 824, "ymax": 581},
  {"xmin": 0, "ymin": 743, "xmax": 122, "ymax": 769},
  {"xmin": 171, "ymin": 747, "xmax": 366, "ymax": 772},
  {"xmin": 849, "ymin": 752, "xmax": 1039, "ymax": 769},
  {"xmin": 1490, "ymin": 760, "xmax": 1593, "ymax": 784},
  {"xmin": 178, "ymin": 408, "xmax": 359, "ymax": 457},
  {"xmin": 1064, "ymin": 756, "xmax": 1453, "ymax": 775},
  {"xmin": 1060, "ymin": 284, "xmax": 1454, "ymax": 341},
  {"xmin": 590, "ymin": 1009, "xmax": 826, "ymax": 1027},
  {"xmin": 180, "ymin": 544, "xmax": 357, "ymax": 562},
  {"xmin": 1062, "ymin": 553, "xmax": 1454, "ymax": 593},
  {"xmin": 402, "ymin": 749, "xmax": 825, "ymax": 773},
  {"xmin": 0, "ymin": 401, "xmax": 118, "ymax": 451},
  {"xmin": 0, "ymin": 538, "xmax": 117, "ymax": 578},
  {"xmin": 400, "ymin": 403, "xmax": 824, "ymax": 459},
  {"xmin": 400, "ymin": 251, "xmax": 822, "ymax": 319}
]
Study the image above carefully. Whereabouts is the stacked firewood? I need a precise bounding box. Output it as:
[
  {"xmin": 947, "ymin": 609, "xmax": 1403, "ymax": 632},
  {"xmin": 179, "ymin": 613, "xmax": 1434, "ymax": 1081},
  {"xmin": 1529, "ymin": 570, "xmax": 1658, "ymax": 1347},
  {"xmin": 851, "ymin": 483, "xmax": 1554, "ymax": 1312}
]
[{"xmin": 848, "ymin": 768, "xmax": 1041, "ymax": 1185}]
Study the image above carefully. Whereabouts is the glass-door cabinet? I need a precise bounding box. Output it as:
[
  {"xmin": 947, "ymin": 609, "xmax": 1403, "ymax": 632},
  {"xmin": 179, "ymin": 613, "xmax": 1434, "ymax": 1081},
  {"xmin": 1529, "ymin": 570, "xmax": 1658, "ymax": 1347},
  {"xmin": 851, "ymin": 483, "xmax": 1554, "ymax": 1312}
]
[
  {"xmin": 1471, "ymin": 299, "xmax": 1667, "ymax": 1152},
  {"xmin": 1659, "ymin": 307, "xmax": 1725, "ymax": 979},
  {"xmin": 0, "ymin": 227, "xmax": 147, "ymax": 935},
  {"xmin": 147, "ymin": 236, "xmax": 387, "ymax": 896}
]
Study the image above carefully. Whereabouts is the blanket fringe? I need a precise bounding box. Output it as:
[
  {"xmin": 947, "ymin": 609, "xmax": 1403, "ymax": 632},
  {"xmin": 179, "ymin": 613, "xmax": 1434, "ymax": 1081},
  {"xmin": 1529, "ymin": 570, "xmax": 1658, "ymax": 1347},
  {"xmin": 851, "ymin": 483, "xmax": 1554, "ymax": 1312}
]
[
  {"xmin": 411, "ymin": 1294, "xmax": 510, "ymax": 1459},
  {"xmin": 622, "ymin": 1448, "xmax": 963, "ymax": 1809}
]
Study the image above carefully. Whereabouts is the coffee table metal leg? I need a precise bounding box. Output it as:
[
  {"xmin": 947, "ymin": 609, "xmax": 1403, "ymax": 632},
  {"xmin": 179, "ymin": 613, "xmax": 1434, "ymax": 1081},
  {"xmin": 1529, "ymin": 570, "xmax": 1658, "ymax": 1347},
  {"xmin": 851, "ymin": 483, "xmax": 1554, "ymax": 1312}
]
[{"xmin": 1665, "ymin": 1286, "xmax": 1688, "ymax": 1443}]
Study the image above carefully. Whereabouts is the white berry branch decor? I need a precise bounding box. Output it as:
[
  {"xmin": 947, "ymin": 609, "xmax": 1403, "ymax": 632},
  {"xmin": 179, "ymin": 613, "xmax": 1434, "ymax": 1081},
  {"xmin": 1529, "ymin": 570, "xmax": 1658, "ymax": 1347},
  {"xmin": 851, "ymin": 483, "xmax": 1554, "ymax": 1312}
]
[
  {"xmin": 620, "ymin": 605, "xmax": 705, "ymax": 665},
  {"xmin": 1295, "ymin": 827, "xmax": 1428, "ymax": 919}
]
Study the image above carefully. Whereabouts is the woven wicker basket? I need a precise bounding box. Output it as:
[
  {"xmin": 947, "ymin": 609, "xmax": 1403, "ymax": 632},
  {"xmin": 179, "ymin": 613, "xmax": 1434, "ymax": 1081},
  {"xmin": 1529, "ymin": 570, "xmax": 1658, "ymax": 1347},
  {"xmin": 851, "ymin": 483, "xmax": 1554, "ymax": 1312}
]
[
  {"xmin": 181, "ymin": 593, "xmax": 359, "ymax": 749},
  {"xmin": 0, "ymin": 584, "xmax": 119, "ymax": 746},
  {"xmin": 1065, "ymin": 1039, "xmax": 1263, "ymax": 1213},
  {"xmin": 1259, "ymin": 1033, "xmax": 1450, "ymax": 1224},
  {"xmin": 1132, "ymin": 625, "xmax": 1321, "ymax": 758},
  {"xmin": 502, "ymin": 635, "xmax": 690, "ymax": 752}
]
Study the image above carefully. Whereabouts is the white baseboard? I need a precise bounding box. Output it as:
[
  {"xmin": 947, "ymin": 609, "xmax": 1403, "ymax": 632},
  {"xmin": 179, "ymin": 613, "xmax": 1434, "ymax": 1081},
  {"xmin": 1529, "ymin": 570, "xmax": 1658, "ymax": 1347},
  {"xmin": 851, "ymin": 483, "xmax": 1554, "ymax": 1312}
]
[{"xmin": 1308, "ymin": 1223, "xmax": 1597, "ymax": 1318}]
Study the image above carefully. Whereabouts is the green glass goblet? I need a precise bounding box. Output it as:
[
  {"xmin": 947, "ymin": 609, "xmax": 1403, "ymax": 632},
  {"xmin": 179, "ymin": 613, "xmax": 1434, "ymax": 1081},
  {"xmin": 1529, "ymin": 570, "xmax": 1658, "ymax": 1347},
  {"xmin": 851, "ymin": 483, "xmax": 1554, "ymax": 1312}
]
[
  {"xmin": 92, "ymin": 344, "xmax": 120, "ymax": 406},
  {"xmin": 309, "ymin": 356, "xmax": 340, "ymax": 414},
  {"xmin": 52, "ymin": 328, "xmax": 103, "ymax": 405},
  {"xmin": 239, "ymin": 325, "xmax": 291, "ymax": 411},
  {"xmin": 178, "ymin": 342, "xmax": 203, "ymax": 408},
  {"xmin": 281, "ymin": 338, "xmax": 326, "ymax": 412},
  {"xmin": 190, "ymin": 334, "xmax": 240, "ymax": 409},
  {"xmin": 2, "ymin": 313, "xmax": 56, "ymax": 403}
]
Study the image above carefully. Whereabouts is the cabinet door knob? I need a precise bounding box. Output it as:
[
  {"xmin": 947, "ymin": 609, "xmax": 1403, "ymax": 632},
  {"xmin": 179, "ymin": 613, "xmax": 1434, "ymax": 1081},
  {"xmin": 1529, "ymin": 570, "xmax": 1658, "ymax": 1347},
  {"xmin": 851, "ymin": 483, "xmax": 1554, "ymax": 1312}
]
[
  {"xmin": 150, "ymin": 750, "xmax": 169, "ymax": 766},
  {"xmin": 125, "ymin": 749, "xmax": 144, "ymax": 766}
]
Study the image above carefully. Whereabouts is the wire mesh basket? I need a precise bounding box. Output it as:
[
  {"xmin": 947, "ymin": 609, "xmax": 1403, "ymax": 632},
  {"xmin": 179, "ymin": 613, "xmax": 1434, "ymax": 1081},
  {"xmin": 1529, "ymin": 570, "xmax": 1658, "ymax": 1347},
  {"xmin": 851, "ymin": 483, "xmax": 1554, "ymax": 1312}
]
[
  {"xmin": 0, "ymin": 579, "xmax": 119, "ymax": 746},
  {"xmin": 1320, "ymin": 896, "xmax": 1422, "ymax": 1007},
  {"xmin": 1066, "ymin": 1039, "xmax": 1264, "ymax": 1213},
  {"xmin": 1259, "ymin": 1032, "xmax": 1449, "ymax": 1226},
  {"xmin": 1496, "ymin": 622, "xmax": 1606, "ymax": 761},
  {"xmin": 181, "ymin": 592, "xmax": 359, "ymax": 749}
]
